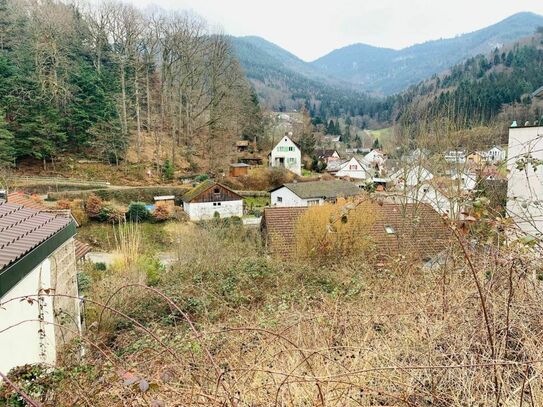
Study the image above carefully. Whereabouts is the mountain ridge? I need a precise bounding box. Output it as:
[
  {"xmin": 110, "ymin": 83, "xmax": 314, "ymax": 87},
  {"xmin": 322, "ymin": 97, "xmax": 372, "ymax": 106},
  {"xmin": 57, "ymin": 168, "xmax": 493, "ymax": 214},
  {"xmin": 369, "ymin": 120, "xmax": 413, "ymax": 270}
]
[{"xmin": 232, "ymin": 12, "xmax": 543, "ymax": 97}]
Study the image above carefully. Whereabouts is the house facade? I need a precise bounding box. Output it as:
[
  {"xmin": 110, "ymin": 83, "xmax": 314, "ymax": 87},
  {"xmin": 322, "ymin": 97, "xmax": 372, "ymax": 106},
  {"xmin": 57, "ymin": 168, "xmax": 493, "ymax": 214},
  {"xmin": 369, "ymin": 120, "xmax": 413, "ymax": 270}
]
[
  {"xmin": 0, "ymin": 199, "xmax": 80, "ymax": 374},
  {"xmin": 182, "ymin": 180, "xmax": 243, "ymax": 221},
  {"xmin": 333, "ymin": 157, "xmax": 371, "ymax": 180},
  {"xmin": 269, "ymin": 135, "xmax": 302, "ymax": 175},
  {"xmin": 390, "ymin": 165, "xmax": 434, "ymax": 187},
  {"xmin": 506, "ymin": 125, "xmax": 543, "ymax": 238},
  {"xmin": 315, "ymin": 149, "xmax": 340, "ymax": 164},
  {"xmin": 270, "ymin": 180, "xmax": 362, "ymax": 207},
  {"xmin": 487, "ymin": 146, "xmax": 506, "ymax": 162}
]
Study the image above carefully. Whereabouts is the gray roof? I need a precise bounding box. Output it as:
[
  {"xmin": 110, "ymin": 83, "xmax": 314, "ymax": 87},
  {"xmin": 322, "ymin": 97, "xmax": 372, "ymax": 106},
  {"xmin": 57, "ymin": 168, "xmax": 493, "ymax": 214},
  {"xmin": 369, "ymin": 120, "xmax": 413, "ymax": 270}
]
[
  {"xmin": 275, "ymin": 180, "xmax": 362, "ymax": 199},
  {"xmin": 0, "ymin": 200, "xmax": 74, "ymax": 271}
]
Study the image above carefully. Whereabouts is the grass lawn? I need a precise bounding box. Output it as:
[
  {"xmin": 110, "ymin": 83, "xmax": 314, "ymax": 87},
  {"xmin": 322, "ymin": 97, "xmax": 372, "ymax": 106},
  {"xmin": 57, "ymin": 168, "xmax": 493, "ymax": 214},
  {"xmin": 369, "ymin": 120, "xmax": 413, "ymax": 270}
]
[{"xmin": 367, "ymin": 127, "xmax": 393, "ymax": 141}]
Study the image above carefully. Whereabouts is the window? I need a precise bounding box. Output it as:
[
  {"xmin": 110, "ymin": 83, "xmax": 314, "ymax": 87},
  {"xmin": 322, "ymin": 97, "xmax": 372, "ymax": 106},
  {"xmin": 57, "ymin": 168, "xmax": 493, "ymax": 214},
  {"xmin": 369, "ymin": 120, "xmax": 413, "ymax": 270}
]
[
  {"xmin": 213, "ymin": 187, "xmax": 220, "ymax": 194},
  {"xmin": 288, "ymin": 146, "xmax": 294, "ymax": 152},
  {"xmin": 307, "ymin": 199, "xmax": 320, "ymax": 206},
  {"xmin": 213, "ymin": 202, "xmax": 222, "ymax": 206},
  {"xmin": 287, "ymin": 157, "xmax": 297, "ymax": 164},
  {"xmin": 349, "ymin": 165, "xmax": 358, "ymax": 170},
  {"xmin": 384, "ymin": 225, "xmax": 396, "ymax": 235},
  {"xmin": 277, "ymin": 197, "xmax": 283, "ymax": 203}
]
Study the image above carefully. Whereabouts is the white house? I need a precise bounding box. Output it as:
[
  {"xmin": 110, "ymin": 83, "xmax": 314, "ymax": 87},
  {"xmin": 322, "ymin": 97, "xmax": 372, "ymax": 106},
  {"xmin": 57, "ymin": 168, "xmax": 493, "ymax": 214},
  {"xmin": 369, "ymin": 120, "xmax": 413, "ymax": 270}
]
[
  {"xmin": 390, "ymin": 165, "xmax": 434, "ymax": 187},
  {"xmin": 363, "ymin": 149, "xmax": 386, "ymax": 170},
  {"xmin": 451, "ymin": 171, "xmax": 477, "ymax": 191},
  {"xmin": 270, "ymin": 180, "xmax": 362, "ymax": 207},
  {"xmin": 506, "ymin": 125, "xmax": 543, "ymax": 239},
  {"xmin": 269, "ymin": 135, "xmax": 302, "ymax": 175},
  {"xmin": 332, "ymin": 157, "xmax": 372, "ymax": 180},
  {"xmin": 487, "ymin": 146, "xmax": 507, "ymax": 163},
  {"xmin": 444, "ymin": 150, "xmax": 467, "ymax": 164},
  {"xmin": 0, "ymin": 199, "xmax": 81, "ymax": 375},
  {"xmin": 182, "ymin": 180, "xmax": 243, "ymax": 221}
]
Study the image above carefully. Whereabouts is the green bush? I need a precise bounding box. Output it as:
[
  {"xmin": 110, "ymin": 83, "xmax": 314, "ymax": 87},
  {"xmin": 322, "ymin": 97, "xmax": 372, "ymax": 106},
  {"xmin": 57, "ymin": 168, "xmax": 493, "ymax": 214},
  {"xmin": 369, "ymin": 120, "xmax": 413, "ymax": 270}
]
[
  {"xmin": 195, "ymin": 174, "xmax": 209, "ymax": 183},
  {"xmin": 126, "ymin": 202, "xmax": 150, "ymax": 222},
  {"xmin": 162, "ymin": 159, "xmax": 174, "ymax": 181},
  {"xmin": 138, "ymin": 255, "xmax": 166, "ymax": 286}
]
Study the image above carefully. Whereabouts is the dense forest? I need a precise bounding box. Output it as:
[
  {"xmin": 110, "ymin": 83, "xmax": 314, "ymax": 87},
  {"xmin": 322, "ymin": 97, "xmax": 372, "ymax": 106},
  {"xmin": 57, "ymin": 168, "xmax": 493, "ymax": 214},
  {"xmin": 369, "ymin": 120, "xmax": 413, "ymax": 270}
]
[
  {"xmin": 393, "ymin": 31, "xmax": 543, "ymax": 137},
  {"xmin": 0, "ymin": 0, "xmax": 263, "ymax": 171}
]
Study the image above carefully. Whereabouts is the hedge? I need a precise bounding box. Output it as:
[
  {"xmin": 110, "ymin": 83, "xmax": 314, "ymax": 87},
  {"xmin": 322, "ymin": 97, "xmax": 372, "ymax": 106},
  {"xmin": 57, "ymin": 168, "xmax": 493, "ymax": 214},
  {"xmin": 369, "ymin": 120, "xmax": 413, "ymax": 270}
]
[{"xmin": 48, "ymin": 185, "xmax": 191, "ymax": 204}]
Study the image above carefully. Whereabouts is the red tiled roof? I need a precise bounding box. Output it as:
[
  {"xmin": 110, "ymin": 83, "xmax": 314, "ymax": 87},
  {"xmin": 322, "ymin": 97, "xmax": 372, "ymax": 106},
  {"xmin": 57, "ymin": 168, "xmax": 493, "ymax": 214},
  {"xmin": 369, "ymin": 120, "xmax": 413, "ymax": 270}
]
[
  {"xmin": 0, "ymin": 200, "xmax": 73, "ymax": 270},
  {"xmin": 7, "ymin": 192, "xmax": 47, "ymax": 210},
  {"xmin": 261, "ymin": 202, "xmax": 453, "ymax": 262},
  {"xmin": 75, "ymin": 239, "xmax": 92, "ymax": 260},
  {"xmin": 261, "ymin": 207, "xmax": 307, "ymax": 256}
]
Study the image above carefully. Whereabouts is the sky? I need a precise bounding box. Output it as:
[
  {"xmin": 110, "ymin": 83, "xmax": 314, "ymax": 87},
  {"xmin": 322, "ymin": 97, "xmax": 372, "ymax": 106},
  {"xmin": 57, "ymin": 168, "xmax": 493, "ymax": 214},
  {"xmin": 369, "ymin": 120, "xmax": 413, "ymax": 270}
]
[{"xmin": 128, "ymin": 0, "xmax": 543, "ymax": 61}]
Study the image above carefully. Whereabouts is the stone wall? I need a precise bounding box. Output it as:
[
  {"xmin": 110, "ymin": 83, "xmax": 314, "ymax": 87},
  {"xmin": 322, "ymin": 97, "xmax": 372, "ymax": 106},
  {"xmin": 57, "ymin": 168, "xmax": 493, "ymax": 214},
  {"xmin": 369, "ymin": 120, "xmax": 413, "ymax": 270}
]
[{"xmin": 49, "ymin": 238, "xmax": 81, "ymax": 356}]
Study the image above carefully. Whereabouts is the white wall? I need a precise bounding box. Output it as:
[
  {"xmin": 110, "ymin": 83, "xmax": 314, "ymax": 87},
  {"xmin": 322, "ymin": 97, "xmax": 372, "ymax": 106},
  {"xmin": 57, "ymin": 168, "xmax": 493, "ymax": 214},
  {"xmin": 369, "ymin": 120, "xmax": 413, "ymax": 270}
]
[
  {"xmin": 184, "ymin": 200, "xmax": 243, "ymax": 221},
  {"xmin": 270, "ymin": 136, "xmax": 302, "ymax": 175},
  {"xmin": 507, "ymin": 126, "xmax": 543, "ymax": 238},
  {"xmin": 335, "ymin": 158, "xmax": 369, "ymax": 180},
  {"xmin": 271, "ymin": 187, "xmax": 323, "ymax": 207},
  {"xmin": 0, "ymin": 259, "xmax": 57, "ymax": 374}
]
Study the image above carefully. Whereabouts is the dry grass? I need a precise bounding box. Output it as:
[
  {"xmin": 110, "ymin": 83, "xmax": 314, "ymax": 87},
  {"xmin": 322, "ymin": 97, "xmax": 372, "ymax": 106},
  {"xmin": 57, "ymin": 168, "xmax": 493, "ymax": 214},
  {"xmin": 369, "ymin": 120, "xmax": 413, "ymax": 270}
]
[{"xmin": 3, "ymin": 221, "xmax": 543, "ymax": 406}]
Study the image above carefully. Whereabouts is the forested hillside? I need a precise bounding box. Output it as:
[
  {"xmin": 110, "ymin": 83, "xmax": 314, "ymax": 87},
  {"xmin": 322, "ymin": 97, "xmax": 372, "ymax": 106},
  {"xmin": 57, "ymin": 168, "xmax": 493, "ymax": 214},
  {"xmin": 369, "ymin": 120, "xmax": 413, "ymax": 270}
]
[
  {"xmin": 395, "ymin": 31, "xmax": 543, "ymax": 138},
  {"xmin": 312, "ymin": 12, "xmax": 543, "ymax": 95},
  {"xmin": 0, "ymin": 0, "xmax": 262, "ymax": 171}
]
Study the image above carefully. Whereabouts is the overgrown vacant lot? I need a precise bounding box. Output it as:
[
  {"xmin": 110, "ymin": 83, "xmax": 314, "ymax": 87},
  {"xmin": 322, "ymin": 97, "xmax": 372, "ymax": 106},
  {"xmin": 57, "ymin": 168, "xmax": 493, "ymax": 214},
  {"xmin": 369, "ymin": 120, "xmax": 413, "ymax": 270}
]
[{"xmin": 2, "ymin": 220, "xmax": 543, "ymax": 406}]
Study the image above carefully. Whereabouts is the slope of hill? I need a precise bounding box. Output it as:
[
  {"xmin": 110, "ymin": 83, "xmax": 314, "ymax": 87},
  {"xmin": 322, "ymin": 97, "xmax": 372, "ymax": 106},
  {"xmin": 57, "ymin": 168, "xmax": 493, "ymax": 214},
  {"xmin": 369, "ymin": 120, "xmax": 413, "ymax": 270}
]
[
  {"xmin": 311, "ymin": 12, "xmax": 543, "ymax": 94},
  {"xmin": 231, "ymin": 36, "xmax": 386, "ymax": 120},
  {"xmin": 394, "ymin": 32, "xmax": 543, "ymax": 136}
]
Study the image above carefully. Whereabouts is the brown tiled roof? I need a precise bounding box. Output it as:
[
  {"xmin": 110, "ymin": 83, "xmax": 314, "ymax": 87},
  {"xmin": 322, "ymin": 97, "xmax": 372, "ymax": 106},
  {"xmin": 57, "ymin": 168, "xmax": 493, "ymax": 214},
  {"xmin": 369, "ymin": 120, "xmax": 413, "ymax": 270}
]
[
  {"xmin": 0, "ymin": 200, "xmax": 73, "ymax": 270},
  {"xmin": 261, "ymin": 207, "xmax": 307, "ymax": 256},
  {"xmin": 370, "ymin": 203, "xmax": 453, "ymax": 262},
  {"xmin": 261, "ymin": 202, "xmax": 453, "ymax": 262},
  {"xmin": 7, "ymin": 192, "xmax": 47, "ymax": 210},
  {"xmin": 315, "ymin": 149, "xmax": 339, "ymax": 159},
  {"xmin": 75, "ymin": 239, "xmax": 92, "ymax": 260}
]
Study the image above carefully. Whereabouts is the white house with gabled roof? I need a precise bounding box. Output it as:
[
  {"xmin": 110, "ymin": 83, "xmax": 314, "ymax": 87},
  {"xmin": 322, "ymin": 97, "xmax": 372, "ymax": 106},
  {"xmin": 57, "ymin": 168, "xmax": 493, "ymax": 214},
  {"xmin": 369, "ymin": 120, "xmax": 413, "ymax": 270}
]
[
  {"xmin": 334, "ymin": 157, "xmax": 372, "ymax": 180},
  {"xmin": 269, "ymin": 134, "xmax": 302, "ymax": 175}
]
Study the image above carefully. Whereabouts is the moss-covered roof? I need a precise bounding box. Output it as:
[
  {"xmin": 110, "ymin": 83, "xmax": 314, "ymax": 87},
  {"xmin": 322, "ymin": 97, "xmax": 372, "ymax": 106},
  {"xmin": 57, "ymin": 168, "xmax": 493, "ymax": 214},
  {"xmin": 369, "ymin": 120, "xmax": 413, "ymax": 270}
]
[{"xmin": 182, "ymin": 180, "xmax": 216, "ymax": 203}]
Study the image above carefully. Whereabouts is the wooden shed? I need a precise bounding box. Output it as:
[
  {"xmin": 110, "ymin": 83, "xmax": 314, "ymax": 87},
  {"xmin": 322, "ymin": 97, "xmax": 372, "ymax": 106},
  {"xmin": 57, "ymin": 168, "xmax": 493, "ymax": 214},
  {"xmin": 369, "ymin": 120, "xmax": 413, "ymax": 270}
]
[{"xmin": 229, "ymin": 163, "xmax": 250, "ymax": 177}]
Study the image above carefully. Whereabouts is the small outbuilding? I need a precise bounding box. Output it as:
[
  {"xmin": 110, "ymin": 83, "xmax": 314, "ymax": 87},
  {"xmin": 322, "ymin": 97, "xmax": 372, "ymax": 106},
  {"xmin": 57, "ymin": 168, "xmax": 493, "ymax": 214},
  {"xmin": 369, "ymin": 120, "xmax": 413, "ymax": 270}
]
[
  {"xmin": 0, "ymin": 199, "xmax": 81, "ymax": 374},
  {"xmin": 270, "ymin": 180, "xmax": 362, "ymax": 207},
  {"xmin": 229, "ymin": 163, "xmax": 250, "ymax": 177},
  {"xmin": 182, "ymin": 180, "xmax": 243, "ymax": 221}
]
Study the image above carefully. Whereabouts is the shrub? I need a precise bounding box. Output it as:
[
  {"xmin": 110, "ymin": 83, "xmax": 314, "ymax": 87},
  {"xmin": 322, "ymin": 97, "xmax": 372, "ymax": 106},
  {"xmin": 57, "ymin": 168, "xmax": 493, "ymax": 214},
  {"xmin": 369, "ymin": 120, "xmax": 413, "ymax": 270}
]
[
  {"xmin": 126, "ymin": 202, "xmax": 150, "ymax": 222},
  {"xmin": 153, "ymin": 202, "xmax": 172, "ymax": 221},
  {"xmin": 56, "ymin": 199, "xmax": 71, "ymax": 210},
  {"xmin": 98, "ymin": 204, "xmax": 125, "ymax": 223},
  {"xmin": 195, "ymin": 174, "xmax": 209, "ymax": 183},
  {"xmin": 171, "ymin": 206, "xmax": 188, "ymax": 222},
  {"xmin": 85, "ymin": 194, "xmax": 103, "ymax": 219},
  {"xmin": 162, "ymin": 159, "xmax": 174, "ymax": 181},
  {"xmin": 94, "ymin": 262, "xmax": 107, "ymax": 271},
  {"xmin": 138, "ymin": 255, "xmax": 165, "ymax": 286}
]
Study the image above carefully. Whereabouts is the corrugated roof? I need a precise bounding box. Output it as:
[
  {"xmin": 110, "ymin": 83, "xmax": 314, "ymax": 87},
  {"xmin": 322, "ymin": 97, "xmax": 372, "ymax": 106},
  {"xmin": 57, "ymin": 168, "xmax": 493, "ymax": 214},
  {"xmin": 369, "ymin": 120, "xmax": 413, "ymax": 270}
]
[
  {"xmin": 261, "ymin": 202, "xmax": 453, "ymax": 262},
  {"xmin": 273, "ymin": 180, "xmax": 362, "ymax": 200},
  {"xmin": 0, "ymin": 200, "xmax": 74, "ymax": 270},
  {"xmin": 532, "ymin": 85, "xmax": 543, "ymax": 97}
]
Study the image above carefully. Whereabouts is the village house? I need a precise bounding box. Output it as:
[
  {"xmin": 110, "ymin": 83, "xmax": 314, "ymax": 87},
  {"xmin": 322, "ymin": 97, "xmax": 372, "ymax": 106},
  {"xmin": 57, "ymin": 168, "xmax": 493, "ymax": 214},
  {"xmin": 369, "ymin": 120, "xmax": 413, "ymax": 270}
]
[
  {"xmin": 328, "ymin": 157, "xmax": 372, "ymax": 180},
  {"xmin": 467, "ymin": 151, "xmax": 487, "ymax": 166},
  {"xmin": 261, "ymin": 202, "xmax": 453, "ymax": 264},
  {"xmin": 315, "ymin": 148, "xmax": 341, "ymax": 164},
  {"xmin": 182, "ymin": 180, "xmax": 243, "ymax": 221},
  {"xmin": 390, "ymin": 165, "xmax": 434, "ymax": 187},
  {"xmin": 0, "ymin": 199, "xmax": 81, "ymax": 374},
  {"xmin": 363, "ymin": 149, "xmax": 386, "ymax": 171},
  {"xmin": 270, "ymin": 180, "xmax": 361, "ymax": 207},
  {"xmin": 269, "ymin": 134, "xmax": 302, "ymax": 175},
  {"xmin": 487, "ymin": 146, "xmax": 506, "ymax": 163},
  {"xmin": 444, "ymin": 150, "xmax": 467, "ymax": 164},
  {"xmin": 506, "ymin": 124, "xmax": 543, "ymax": 239}
]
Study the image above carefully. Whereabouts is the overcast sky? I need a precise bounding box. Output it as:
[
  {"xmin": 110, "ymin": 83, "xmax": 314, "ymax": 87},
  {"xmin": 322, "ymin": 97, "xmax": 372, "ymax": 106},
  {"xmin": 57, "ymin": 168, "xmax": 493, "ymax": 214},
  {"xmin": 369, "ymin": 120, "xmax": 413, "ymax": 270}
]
[{"xmin": 129, "ymin": 0, "xmax": 543, "ymax": 61}]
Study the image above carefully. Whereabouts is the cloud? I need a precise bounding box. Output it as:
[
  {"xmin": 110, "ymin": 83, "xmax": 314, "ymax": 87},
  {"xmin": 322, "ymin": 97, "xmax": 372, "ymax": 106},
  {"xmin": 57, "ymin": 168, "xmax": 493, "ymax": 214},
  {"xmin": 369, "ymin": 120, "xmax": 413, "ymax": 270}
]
[{"xmin": 102, "ymin": 0, "xmax": 543, "ymax": 61}]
